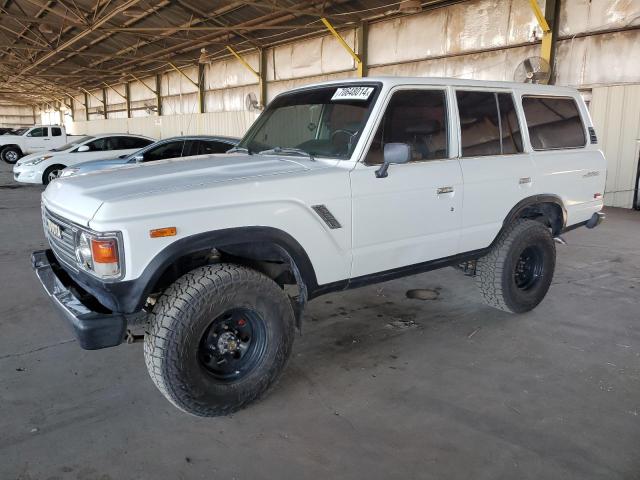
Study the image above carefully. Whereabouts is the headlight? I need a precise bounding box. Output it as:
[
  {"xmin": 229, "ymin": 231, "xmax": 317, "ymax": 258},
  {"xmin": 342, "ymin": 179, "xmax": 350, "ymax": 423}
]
[
  {"xmin": 23, "ymin": 155, "xmax": 52, "ymax": 166},
  {"xmin": 74, "ymin": 230, "xmax": 122, "ymax": 279},
  {"xmin": 60, "ymin": 168, "xmax": 79, "ymax": 178}
]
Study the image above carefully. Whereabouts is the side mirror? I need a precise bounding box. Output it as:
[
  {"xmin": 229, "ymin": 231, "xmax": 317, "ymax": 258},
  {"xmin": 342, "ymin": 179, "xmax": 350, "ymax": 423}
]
[
  {"xmin": 134, "ymin": 155, "xmax": 144, "ymax": 162},
  {"xmin": 76, "ymin": 145, "xmax": 90, "ymax": 152},
  {"xmin": 375, "ymin": 143, "xmax": 411, "ymax": 178}
]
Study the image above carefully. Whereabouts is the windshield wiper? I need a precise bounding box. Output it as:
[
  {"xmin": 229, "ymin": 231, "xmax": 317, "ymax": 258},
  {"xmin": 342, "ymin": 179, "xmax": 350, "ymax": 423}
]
[
  {"xmin": 227, "ymin": 146, "xmax": 252, "ymax": 155},
  {"xmin": 258, "ymin": 147, "xmax": 315, "ymax": 161}
]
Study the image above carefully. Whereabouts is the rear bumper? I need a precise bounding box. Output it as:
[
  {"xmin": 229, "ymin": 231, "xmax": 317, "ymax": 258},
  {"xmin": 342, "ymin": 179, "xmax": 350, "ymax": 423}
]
[{"xmin": 31, "ymin": 250, "xmax": 127, "ymax": 350}]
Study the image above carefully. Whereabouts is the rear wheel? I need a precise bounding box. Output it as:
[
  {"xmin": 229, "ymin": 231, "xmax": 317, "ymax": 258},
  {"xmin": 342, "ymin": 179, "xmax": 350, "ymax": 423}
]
[
  {"xmin": 476, "ymin": 219, "xmax": 556, "ymax": 313},
  {"xmin": 42, "ymin": 164, "xmax": 65, "ymax": 185},
  {"xmin": 144, "ymin": 263, "xmax": 295, "ymax": 417},
  {"xmin": 1, "ymin": 146, "xmax": 21, "ymax": 164}
]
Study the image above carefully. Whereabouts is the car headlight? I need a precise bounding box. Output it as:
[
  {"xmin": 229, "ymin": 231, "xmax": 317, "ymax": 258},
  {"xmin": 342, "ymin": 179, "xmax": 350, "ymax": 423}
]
[
  {"xmin": 60, "ymin": 168, "xmax": 79, "ymax": 178},
  {"xmin": 74, "ymin": 230, "xmax": 122, "ymax": 279},
  {"xmin": 23, "ymin": 155, "xmax": 52, "ymax": 166}
]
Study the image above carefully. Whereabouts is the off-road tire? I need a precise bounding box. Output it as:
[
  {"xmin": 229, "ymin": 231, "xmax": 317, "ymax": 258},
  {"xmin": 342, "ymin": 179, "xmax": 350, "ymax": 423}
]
[
  {"xmin": 42, "ymin": 164, "xmax": 65, "ymax": 185},
  {"xmin": 1, "ymin": 146, "xmax": 21, "ymax": 164},
  {"xmin": 476, "ymin": 219, "xmax": 556, "ymax": 313},
  {"xmin": 144, "ymin": 263, "xmax": 295, "ymax": 417}
]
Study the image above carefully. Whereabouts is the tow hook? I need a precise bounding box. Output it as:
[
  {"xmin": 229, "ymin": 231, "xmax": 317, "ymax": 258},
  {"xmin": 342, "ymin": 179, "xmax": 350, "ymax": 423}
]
[{"xmin": 554, "ymin": 236, "xmax": 567, "ymax": 245}]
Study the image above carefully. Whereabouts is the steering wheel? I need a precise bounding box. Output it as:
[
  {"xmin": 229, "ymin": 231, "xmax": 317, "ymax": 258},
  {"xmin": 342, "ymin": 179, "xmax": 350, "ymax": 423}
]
[{"xmin": 331, "ymin": 129, "xmax": 356, "ymax": 142}]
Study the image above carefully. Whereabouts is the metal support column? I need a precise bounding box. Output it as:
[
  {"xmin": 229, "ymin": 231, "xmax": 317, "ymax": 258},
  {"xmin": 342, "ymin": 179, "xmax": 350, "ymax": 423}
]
[
  {"xmin": 155, "ymin": 74, "xmax": 162, "ymax": 116},
  {"xmin": 83, "ymin": 92, "xmax": 89, "ymax": 121},
  {"xmin": 125, "ymin": 82, "xmax": 131, "ymax": 118},
  {"xmin": 102, "ymin": 88, "xmax": 108, "ymax": 119},
  {"xmin": 356, "ymin": 21, "xmax": 368, "ymax": 77},
  {"xmin": 528, "ymin": 0, "xmax": 552, "ymax": 67},
  {"xmin": 198, "ymin": 63, "xmax": 206, "ymax": 114},
  {"xmin": 258, "ymin": 48, "xmax": 267, "ymax": 107},
  {"xmin": 545, "ymin": 0, "xmax": 560, "ymax": 84}
]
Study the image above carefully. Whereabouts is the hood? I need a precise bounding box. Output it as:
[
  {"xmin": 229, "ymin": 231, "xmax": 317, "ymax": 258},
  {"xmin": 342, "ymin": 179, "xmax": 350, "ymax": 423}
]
[
  {"xmin": 16, "ymin": 150, "xmax": 61, "ymax": 166},
  {"xmin": 42, "ymin": 153, "xmax": 329, "ymax": 226},
  {"xmin": 0, "ymin": 135, "xmax": 22, "ymax": 143}
]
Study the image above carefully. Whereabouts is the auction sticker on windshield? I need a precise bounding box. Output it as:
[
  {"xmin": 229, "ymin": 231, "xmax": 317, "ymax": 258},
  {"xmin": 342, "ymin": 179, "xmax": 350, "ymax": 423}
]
[{"xmin": 331, "ymin": 86, "xmax": 374, "ymax": 101}]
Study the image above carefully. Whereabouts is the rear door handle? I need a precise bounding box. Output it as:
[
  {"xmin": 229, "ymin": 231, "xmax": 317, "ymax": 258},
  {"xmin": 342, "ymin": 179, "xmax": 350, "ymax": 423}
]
[{"xmin": 437, "ymin": 186, "xmax": 454, "ymax": 195}]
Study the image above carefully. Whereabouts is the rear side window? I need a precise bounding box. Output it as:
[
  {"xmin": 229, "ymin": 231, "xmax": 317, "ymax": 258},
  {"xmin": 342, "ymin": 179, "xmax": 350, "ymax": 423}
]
[
  {"xmin": 365, "ymin": 89, "xmax": 448, "ymax": 165},
  {"xmin": 51, "ymin": 127, "xmax": 62, "ymax": 137},
  {"xmin": 522, "ymin": 96, "xmax": 586, "ymax": 150},
  {"xmin": 456, "ymin": 91, "xmax": 523, "ymax": 157}
]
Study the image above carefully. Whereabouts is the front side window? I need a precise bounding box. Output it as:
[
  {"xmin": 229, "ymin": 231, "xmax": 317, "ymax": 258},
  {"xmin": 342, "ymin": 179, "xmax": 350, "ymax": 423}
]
[
  {"xmin": 365, "ymin": 89, "xmax": 448, "ymax": 165},
  {"xmin": 85, "ymin": 138, "xmax": 109, "ymax": 151},
  {"xmin": 28, "ymin": 127, "xmax": 47, "ymax": 137},
  {"xmin": 456, "ymin": 91, "xmax": 523, "ymax": 157},
  {"xmin": 238, "ymin": 84, "xmax": 379, "ymax": 159},
  {"xmin": 197, "ymin": 140, "xmax": 235, "ymax": 155},
  {"xmin": 53, "ymin": 136, "xmax": 94, "ymax": 152},
  {"xmin": 522, "ymin": 96, "xmax": 586, "ymax": 150},
  {"xmin": 144, "ymin": 141, "xmax": 193, "ymax": 162},
  {"xmin": 110, "ymin": 136, "xmax": 152, "ymax": 150}
]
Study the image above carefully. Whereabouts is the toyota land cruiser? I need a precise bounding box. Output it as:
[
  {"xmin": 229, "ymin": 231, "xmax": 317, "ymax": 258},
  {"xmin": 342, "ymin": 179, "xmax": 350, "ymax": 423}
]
[{"xmin": 32, "ymin": 77, "xmax": 606, "ymax": 416}]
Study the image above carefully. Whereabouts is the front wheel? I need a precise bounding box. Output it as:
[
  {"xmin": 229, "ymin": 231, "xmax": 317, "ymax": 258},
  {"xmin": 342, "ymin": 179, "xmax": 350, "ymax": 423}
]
[
  {"xmin": 1, "ymin": 146, "xmax": 21, "ymax": 164},
  {"xmin": 42, "ymin": 164, "xmax": 65, "ymax": 185},
  {"xmin": 144, "ymin": 263, "xmax": 295, "ymax": 417},
  {"xmin": 476, "ymin": 219, "xmax": 556, "ymax": 313}
]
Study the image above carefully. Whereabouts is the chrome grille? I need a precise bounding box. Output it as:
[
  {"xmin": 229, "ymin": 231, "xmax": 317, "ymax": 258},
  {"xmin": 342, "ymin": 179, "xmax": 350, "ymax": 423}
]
[{"xmin": 42, "ymin": 207, "xmax": 79, "ymax": 272}]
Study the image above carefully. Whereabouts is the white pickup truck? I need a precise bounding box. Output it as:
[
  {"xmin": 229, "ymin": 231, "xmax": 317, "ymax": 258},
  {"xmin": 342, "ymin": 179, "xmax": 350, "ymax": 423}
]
[
  {"xmin": 32, "ymin": 77, "xmax": 606, "ymax": 417},
  {"xmin": 0, "ymin": 125, "xmax": 81, "ymax": 164}
]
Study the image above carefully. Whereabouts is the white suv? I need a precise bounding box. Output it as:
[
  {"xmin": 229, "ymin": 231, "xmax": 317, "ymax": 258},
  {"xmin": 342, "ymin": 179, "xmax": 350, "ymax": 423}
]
[{"xmin": 32, "ymin": 77, "xmax": 606, "ymax": 416}]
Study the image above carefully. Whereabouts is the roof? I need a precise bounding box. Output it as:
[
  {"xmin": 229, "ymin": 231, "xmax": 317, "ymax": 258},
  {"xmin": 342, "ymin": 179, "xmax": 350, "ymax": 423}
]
[
  {"xmin": 294, "ymin": 76, "xmax": 581, "ymax": 94},
  {"xmin": 0, "ymin": 0, "xmax": 463, "ymax": 105}
]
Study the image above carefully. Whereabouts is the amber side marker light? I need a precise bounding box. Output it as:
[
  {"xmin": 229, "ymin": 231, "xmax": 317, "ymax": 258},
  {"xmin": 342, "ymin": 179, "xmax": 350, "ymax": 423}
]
[
  {"xmin": 150, "ymin": 227, "xmax": 177, "ymax": 238},
  {"xmin": 91, "ymin": 238, "xmax": 118, "ymax": 264}
]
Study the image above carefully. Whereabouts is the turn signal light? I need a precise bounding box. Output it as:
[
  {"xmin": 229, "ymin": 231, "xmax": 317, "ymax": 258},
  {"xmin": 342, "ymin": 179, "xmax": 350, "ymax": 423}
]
[
  {"xmin": 594, "ymin": 193, "xmax": 602, "ymax": 199},
  {"xmin": 91, "ymin": 238, "xmax": 119, "ymax": 264},
  {"xmin": 150, "ymin": 227, "xmax": 177, "ymax": 238}
]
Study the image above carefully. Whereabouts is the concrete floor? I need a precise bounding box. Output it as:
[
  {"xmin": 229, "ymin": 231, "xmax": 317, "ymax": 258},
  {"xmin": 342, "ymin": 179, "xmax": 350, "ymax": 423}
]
[{"xmin": 1, "ymin": 163, "xmax": 639, "ymax": 480}]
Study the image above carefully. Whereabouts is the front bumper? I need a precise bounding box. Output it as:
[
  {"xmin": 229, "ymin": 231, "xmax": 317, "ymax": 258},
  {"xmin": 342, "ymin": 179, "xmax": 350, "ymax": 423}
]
[
  {"xmin": 13, "ymin": 164, "xmax": 41, "ymax": 184},
  {"xmin": 32, "ymin": 249, "xmax": 127, "ymax": 350}
]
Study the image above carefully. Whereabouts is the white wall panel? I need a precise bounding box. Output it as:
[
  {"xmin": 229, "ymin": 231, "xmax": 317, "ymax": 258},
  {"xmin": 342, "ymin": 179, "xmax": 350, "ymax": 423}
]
[
  {"xmin": 590, "ymin": 84, "xmax": 640, "ymax": 208},
  {"xmin": 560, "ymin": 0, "xmax": 640, "ymax": 36},
  {"xmin": 267, "ymin": 71, "xmax": 358, "ymax": 103},
  {"xmin": 129, "ymin": 77, "xmax": 156, "ymax": 101},
  {"xmin": 206, "ymin": 53, "xmax": 259, "ymax": 89}
]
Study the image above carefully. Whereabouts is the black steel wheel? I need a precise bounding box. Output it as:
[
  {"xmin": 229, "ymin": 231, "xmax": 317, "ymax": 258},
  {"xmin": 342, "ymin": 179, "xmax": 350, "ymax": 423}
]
[
  {"xmin": 197, "ymin": 308, "xmax": 268, "ymax": 382},
  {"xmin": 513, "ymin": 245, "xmax": 545, "ymax": 291}
]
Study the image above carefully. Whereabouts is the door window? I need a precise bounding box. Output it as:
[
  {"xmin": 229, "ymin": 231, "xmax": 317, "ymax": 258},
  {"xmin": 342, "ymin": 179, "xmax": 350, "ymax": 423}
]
[
  {"xmin": 456, "ymin": 91, "xmax": 523, "ymax": 157},
  {"xmin": 196, "ymin": 140, "xmax": 234, "ymax": 155},
  {"xmin": 27, "ymin": 127, "xmax": 47, "ymax": 137},
  {"xmin": 51, "ymin": 127, "xmax": 62, "ymax": 137},
  {"xmin": 365, "ymin": 89, "xmax": 448, "ymax": 165},
  {"xmin": 521, "ymin": 96, "xmax": 586, "ymax": 150},
  {"xmin": 143, "ymin": 140, "xmax": 193, "ymax": 161},
  {"xmin": 85, "ymin": 138, "xmax": 110, "ymax": 151},
  {"xmin": 109, "ymin": 136, "xmax": 152, "ymax": 150}
]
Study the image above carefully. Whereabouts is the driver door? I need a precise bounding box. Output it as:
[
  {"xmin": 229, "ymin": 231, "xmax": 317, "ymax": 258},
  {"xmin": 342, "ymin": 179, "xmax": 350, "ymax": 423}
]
[
  {"xmin": 26, "ymin": 127, "xmax": 49, "ymax": 153},
  {"xmin": 349, "ymin": 87, "xmax": 463, "ymax": 278}
]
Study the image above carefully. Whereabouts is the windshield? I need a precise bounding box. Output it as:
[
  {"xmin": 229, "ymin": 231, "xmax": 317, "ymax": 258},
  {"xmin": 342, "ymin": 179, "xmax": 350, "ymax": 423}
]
[
  {"xmin": 51, "ymin": 136, "xmax": 94, "ymax": 152},
  {"xmin": 238, "ymin": 84, "xmax": 379, "ymax": 160},
  {"xmin": 12, "ymin": 128, "xmax": 28, "ymax": 135}
]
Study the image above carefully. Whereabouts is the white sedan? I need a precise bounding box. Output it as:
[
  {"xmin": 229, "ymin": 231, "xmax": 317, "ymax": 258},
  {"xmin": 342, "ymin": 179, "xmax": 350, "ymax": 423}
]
[{"xmin": 13, "ymin": 133, "xmax": 154, "ymax": 185}]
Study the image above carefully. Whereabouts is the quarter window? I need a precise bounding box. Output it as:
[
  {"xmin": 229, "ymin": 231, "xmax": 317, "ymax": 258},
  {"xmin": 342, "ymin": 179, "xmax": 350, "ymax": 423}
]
[
  {"xmin": 456, "ymin": 91, "xmax": 523, "ymax": 157},
  {"xmin": 365, "ymin": 89, "xmax": 448, "ymax": 165},
  {"xmin": 522, "ymin": 96, "xmax": 586, "ymax": 150},
  {"xmin": 51, "ymin": 127, "xmax": 62, "ymax": 137}
]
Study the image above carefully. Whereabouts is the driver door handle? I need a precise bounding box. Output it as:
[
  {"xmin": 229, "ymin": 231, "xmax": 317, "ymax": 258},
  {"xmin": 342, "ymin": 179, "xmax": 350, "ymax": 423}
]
[{"xmin": 437, "ymin": 186, "xmax": 454, "ymax": 195}]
